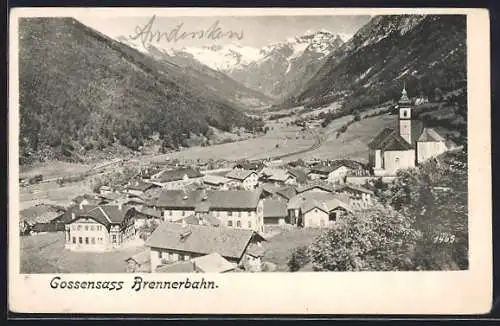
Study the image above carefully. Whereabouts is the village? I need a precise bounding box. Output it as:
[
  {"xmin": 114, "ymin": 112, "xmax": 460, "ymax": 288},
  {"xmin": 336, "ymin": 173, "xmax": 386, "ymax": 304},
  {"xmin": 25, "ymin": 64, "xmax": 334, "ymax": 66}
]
[{"xmin": 19, "ymin": 86, "xmax": 461, "ymax": 274}]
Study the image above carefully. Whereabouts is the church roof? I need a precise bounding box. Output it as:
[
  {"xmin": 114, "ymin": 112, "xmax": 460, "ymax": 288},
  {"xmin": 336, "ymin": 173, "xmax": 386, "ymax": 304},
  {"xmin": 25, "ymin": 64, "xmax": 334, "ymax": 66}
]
[
  {"xmin": 418, "ymin": 128, "xmax": 446, "ymax": 142},
  {"xmin": 368, "ymin": 128, "xmax": 395, "ymax": 149}
]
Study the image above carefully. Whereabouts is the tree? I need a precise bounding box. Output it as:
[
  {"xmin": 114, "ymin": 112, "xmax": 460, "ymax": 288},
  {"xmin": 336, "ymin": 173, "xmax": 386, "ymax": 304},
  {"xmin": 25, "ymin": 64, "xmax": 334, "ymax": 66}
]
[
  {"xmin": 309, "ymin": 205, "xmax": 420, "ymax": 271},
  {"xmin": 288, "ymin": 246, "xmax": 311, "ymax": 272}
]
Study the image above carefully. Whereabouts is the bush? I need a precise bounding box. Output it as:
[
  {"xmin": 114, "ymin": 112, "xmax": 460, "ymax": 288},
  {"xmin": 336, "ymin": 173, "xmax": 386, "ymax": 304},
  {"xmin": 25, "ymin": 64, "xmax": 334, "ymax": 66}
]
[{"xmin": 288, "ymin": 246, "xmax": 311, "ymax": 272}]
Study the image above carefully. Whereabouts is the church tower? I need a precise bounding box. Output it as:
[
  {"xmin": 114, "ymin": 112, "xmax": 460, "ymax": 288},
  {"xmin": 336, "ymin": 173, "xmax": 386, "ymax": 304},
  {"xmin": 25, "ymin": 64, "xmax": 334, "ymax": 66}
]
[{"xmin": 398, "ymin": 83, "xmax": 412, "ymax": 144}]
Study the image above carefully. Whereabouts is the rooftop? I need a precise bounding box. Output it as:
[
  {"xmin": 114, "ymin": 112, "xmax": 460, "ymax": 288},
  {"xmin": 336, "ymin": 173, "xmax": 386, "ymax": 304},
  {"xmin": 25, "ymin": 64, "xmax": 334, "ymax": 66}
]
[
  {"xmin": 193, "ymin": 253, "xmax": 237, "ymax": 273},
  {"xmin": 153, "ymin": 189, "xmax": 263, "ymax": 210},
  {"xmin": 225, "ymin": 169, "xmax": 256, "ymax": 181},
  {"xmin": 146, "ymin": 222, "xmax": 265, "ymax": 260},
  {"xmin": 263, "ymin": 199, "xmax": 288, "ymax": 218},
  {"xmin": 153, "ymin": 167, "xmax": 204, "ymax": 183}
]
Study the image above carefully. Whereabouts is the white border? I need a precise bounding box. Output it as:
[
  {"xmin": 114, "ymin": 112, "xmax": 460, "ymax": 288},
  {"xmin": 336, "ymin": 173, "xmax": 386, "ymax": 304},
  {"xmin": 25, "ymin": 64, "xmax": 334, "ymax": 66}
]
[{"xmin": 8, "ymin": 8, "xmax": 492, "ymax": 314}]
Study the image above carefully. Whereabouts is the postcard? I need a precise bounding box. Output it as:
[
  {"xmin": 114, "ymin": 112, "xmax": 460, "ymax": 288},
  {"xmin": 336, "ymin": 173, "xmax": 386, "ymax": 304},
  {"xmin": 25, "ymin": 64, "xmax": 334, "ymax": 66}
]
[{"xmin": 9, "ymin": 7, "xmax": 491, "ymax": 314}]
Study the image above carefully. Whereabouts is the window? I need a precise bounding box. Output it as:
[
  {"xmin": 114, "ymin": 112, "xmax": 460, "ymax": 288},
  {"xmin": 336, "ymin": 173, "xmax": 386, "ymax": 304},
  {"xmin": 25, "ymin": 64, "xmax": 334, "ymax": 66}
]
[
  {"xmin": 395, "ymin": 157, "xmax": 400, "ymax": 166},
  {"xmin": 72, "ymin": 237, "xmax": 76, "ymax": 244},
  {"xmin": 228, "ymin": 220, "xmax": 233, "ymax": 227},
  {"xmin": 158, "ymin": 251, "xmax": 162, "ymax": 259},
  {"xmin": 248, "ymin": 221, "xmax": 252, "ymax": 228},
  {"xmin": 228, "ymin": 211, "xmax": 233, "ymax": 217},
  {"xmin": 182, "ymin": 211, "xmax": 185, "ymax": 216},
  {"xmin": 247, "ymin": 211, "xmax": 251, "ymax": 217},
  {"xmin": 236, "ymin": 221, "xmax": 241, "ymax": 228},
  {"xmin": 169, "ymin": 210, "xmax": 173, "ymax": 216},
  {"xmin": 90, "ymin": 225, "xmax": 94, "ymax": 231},
  {"xmin": 85, "ymin": 237, "xmax": 89, "ymax": 244},
  {"xmin": 91, "ymin": 237, "xmax": 95, "ymax": 244},
  {"xmin": 77, "ymin": 225, "xmax": 82, "ymax": 231},
  {"xmin": 85, "ymin": 225, "xmax": 89, "ymax": 231},
  {"xmin": 78, "ymin": 237, "xmax": 83, "ymax": 244},
  {"xmin": 112, "ymin": 235, "xmax": 117, "ymax": 243},
  {"xmin": 238, "ymin": 211, "xmax": 242, "ymax": 218}
]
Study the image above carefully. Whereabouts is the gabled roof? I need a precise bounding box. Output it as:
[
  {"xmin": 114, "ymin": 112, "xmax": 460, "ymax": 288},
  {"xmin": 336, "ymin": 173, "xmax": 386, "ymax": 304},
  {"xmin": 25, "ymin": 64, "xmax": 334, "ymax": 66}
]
[
  {"xmin": 302, "ymin": 197, "xmax": 352, "ymax": 215},
  {"xmin": 71, "ymin": 194, "xmax": 101, "ymax": 205},
  {"xmin": 260, "ymin": 168, "xmax": 291, "ymax": 182},
  {"xmin": 180, "ymin": 213, "xmax": 221, "ymax": 227},
  {"xmin": 225, "ymin": 169, "xmax": 256, "ymax": 181},
  {"xmin": 296, "ymin": 182, "xmax": 335, "ymax": 194},
  {"xmin": 20, "ymin": 203, "xmax": 66, "ymax": 224},
  {"xmin": 336, "ymin": 184, "xmax": 374, "ymax": 195},
  {"xmin": 275, "ymin": 186, "xmax": 298, "ymax": 200},
  {"xmin": 288, "ymin": 192, "xmax": 340, "ymax": 210},
  {"xmin": 382, "ymin": 133, "xmax": 415, "ymax": 151},
  {"xmin": 418, "ymin": 127, "xmax": 446, "ymax": 142},
  {"xmin": 69, "ymin": 205, "xmax": 133, "ymax": 228},
  {"xmin": 56, "ymin": 204, "xmax": 98, "ymax": 224},
  {"xmin": 146, "ymin": 222, "xmax": 265, "ymax": 260},
  {"xmin": 368, "ymin": 128, "xmax": 395, "ymax": 149},
  {"xmin": 193, "ymin": 253, "xmax": 236, "ymax": 273},
  {"xmin": 153, "ymin": 167, "xmax": 204, "ymax": 183},
  {"xmin": 135, "ymin": 207, "xmax": 162, "ymax": 219},
  {"xmin": 127, "ymin": 180, "xmax": 159, "ymax": 192},
  {"xmin": 126, "ymin": 250, "xmax": 150, "ymax": 265},
  {"xmin": 203, "ymin": 175, "xmax": 230, "ymax": 186},
  {"xmin": 263, "ymin": 199, "xmax": 288, "ymax": 218},
  {"xmin": 233, "ymin": 161, "xmax": 264, "ymax": 171},
  {"xmin": 154, "ymin": 189, "xmax": 262, "ymax": 210},
  {"xmin": 287, "ymin": 168, "xmax": 308, "ymax": 184}
]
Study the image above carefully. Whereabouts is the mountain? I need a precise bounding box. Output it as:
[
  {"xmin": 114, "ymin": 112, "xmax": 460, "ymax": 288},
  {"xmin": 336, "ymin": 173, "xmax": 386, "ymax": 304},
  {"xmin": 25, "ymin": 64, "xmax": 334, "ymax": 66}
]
[
  {"xmin": 19, "ymin": 18, "xmax": 264, "ymax": 164},
  {"xmin": 141, "ymin": 30, "xmax": 346, "ymax": 100},
  {"xmin": 116, "ymin": 36, "xmax": 273, "ymax": 109},
  {"xmin": 227, "ymin": 31, "xmax": 345, "ymax": 100},
  {"xmin": 285, "ymin": 15, "xmax": 467, "ymax": 112}
]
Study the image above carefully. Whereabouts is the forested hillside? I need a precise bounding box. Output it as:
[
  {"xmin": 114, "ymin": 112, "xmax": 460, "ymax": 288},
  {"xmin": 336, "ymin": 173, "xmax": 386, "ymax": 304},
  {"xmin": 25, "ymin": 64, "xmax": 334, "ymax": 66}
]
[
  {"xmin": 284, "ymin": 15, "xmax": 466, "ymax": 113},
  {"xmin": 19, "ymin": 18, "xmax": 263, "ymax": 164}
]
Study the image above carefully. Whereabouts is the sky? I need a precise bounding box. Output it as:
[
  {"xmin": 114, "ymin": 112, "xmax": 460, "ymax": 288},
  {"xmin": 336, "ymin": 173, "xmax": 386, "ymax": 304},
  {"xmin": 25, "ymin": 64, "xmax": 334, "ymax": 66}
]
[{"xmin": 76, "ymin": 15, "xmax": 371, "ymax": 49}]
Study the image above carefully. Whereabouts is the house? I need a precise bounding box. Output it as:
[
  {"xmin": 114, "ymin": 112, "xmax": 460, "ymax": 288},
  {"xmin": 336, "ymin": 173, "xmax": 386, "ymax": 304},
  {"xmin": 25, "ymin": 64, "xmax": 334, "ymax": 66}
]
[
  {"xmin": 20, "ymin": 203, "xmax": 66, "ymax": 235},
  {"xmin": 368, "ymin": 85, "xmax": 457, "ymax": 176},
  {"xmin": 125, "ymin": 250, "xmax": 151, "ymax": 272},
  {"xmin": 132, "ymin": 206, "xmax": 163, "ymax": 231},
  {"xmin": 301, "ymin": 198, "xmax": 353, "ymax": 228},
  {"xmin": 98, "ymin": 185, "xmax": 113, "ymax": 195},
  {"xmin": 263, "ymin": 199, "xmax": 288, "ymax": 225},
  {"xmin": 153, "ymin": 189, "xmax": 265, "ymax": 232},
  {"xmin": 64, "ymin": 204, "xmax": 135, "ymax": 251},
  {"xmin": 150, "ymin": 167, "xmax": 204, "ymax": 189},
  {"xmin": 124, "ymin": 180, "xmax": 160, "ymax": 197},
  {"xmin": 335, "ymin": 184, "xmax": 375, "ymax": 209},
  {"xmin": 146, "ymin": 221, "xmax": 266, "ymax": 271},
  {"xmin": 203, "ymin": 175, "xmax": 231, "ymax": 190},
  {"xmin": 287, "ymin": 168, "xmax": 308, "ymax": 185},
  {"xmin": 225, "ymin": 169, "xmax": 259, "ymax": 190},
  {"xmin": 306, "ymin": 160, "xmax": 364, "ymax": 184},
  {"xmin": 296, "ymin": 182, "xmax": 335, "ymax": 195},
  {"xmin": 71, "ymin": 194, "xmax": 101, "ymax": 206},
  {"xmin": 260, "ymin": 168, "xmax": 296, "ymax": 185},
  {"xmin": 287, "ymin": 192, "xmax": 351, "ymax": 227},
  {"xmin": 233, "ymin": 161, "xmax": 264, "ymax": 171}
]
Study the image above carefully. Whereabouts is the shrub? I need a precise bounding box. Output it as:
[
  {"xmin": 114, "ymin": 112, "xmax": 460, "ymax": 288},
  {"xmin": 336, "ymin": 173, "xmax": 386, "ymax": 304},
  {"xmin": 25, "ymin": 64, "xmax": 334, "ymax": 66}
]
[{"xmin": 288, "ymin": 246, "xmax": 311, "ymax": 272}]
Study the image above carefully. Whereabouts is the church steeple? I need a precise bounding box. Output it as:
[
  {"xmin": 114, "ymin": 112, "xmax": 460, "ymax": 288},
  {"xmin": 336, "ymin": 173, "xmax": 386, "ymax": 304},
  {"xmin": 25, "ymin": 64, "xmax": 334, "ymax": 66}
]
[
  {"xmin": 398, "ymin": 82, "xmax": 412, "ymax": 144},
  {"xmin": 398, "ymin": 81, "xmax": 411, "ymax": 105}
]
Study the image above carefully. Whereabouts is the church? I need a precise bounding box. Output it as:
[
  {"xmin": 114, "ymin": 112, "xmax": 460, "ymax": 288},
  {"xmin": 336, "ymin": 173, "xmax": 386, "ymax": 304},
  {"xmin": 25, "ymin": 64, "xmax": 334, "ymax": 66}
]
[{"xmin": 368, "ymin": 85, "xmax": 457, "ymax": 176}]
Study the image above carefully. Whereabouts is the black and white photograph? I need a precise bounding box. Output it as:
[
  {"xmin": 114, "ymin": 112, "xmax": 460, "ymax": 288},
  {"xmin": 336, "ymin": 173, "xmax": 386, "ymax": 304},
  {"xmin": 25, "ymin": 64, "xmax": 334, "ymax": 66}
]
[{"xmin": 8, "ymin": 7, "xmax": 491, "ymax": 314}]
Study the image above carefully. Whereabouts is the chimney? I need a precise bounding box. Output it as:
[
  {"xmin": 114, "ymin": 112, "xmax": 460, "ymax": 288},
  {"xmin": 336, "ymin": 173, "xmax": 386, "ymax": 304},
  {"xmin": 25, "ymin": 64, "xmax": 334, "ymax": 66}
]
[
  {"xmin": 118, "ymin": 203, "xmax": 123, "ymax": 210},
  {"xmin": 79, "ymin": 202, "xmax": 83, "ymax": 210},
  {"xmin": 71, "ymin": 212, "xmax": 76, "ymax": 219}
]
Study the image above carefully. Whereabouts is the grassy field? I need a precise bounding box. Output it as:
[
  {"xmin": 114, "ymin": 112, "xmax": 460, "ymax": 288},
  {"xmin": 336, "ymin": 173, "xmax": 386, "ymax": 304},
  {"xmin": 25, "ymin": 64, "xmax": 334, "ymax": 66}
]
[
  {"xmin": 263, "ymin": 227, "xmax": 322, "ymax": 272},
  {"xmin": 19, "ymin": 180, "xmax": 92, "ymax": 209},
  {"xmin": 20, "ymin": 232, "xmax": 146, "ymax": 273},
  {"xmin": 20, "ymin": 161, "xmax": 91, "ymax": 180},
  {"xmin": 290, "ymin": 113, "xmax": 395, "ymax": 162}
]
